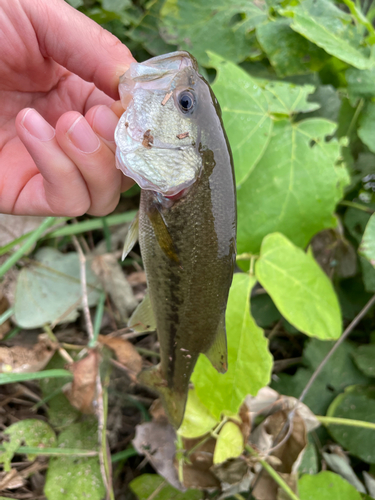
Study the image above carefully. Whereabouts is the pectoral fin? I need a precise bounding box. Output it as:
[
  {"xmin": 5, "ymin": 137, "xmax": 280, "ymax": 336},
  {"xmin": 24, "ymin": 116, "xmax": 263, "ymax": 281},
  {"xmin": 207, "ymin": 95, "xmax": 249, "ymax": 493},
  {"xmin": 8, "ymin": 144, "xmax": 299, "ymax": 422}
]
[
  {"xmin": 122, "ymin": 212, "xmax": 139, "ymax": 261},
  {"xmin": 148, "ymin": 205, "xmax": 181, "ymax": 265},
  {"xmin": 204, "ymin": 314, "xmax": 228, "ymax": 374},
  {"xmin": 128, "ymin": 291, "xmax": 156, "ymax": 333}
]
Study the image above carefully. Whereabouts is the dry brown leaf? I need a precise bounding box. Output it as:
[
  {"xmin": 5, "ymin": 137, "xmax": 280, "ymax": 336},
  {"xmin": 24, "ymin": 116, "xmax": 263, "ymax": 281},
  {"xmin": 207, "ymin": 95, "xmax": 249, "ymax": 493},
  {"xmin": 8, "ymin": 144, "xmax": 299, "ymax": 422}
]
[
  {"xmin": 246, "ymin": 388, "xmax": 319, "ymax": 500},
  {"xmin": 212, "ymin": 458, "xmax": 254, "ymax": 500},
  {"xmin": 179, "ymin": 435, "xmax": 220, "ymax": 490},
  {"xmin": 0, "ymin": 334, "xmax": 57, "ymax": 373},
  {"xmin": 92, "ymin": 254, "xmax": 138, "ymax": 321},
  {"xmin": 64, "ymin": 349, "xmax": 99, "ymax": 414},
  {"xmin": 132, "ymin": 420, "xmax": 182, "ymax": 490},
  {"xmin": 0, "ymin": 469, "xmax": 25, "ymax": 491},
  {"xmin": 126, "ymin": 271, "xmax": 147, "ymax": 286},
  {"xmin": 149, "ymin": 398, "xmax": 169, "ymax": 424},
  {"xmin": 0, "ymin": 215, "xmax": 46, "ymax": 248},
  {"xmin": 98, "ymin": 335, "xmax": 142, "ymax": 376}
]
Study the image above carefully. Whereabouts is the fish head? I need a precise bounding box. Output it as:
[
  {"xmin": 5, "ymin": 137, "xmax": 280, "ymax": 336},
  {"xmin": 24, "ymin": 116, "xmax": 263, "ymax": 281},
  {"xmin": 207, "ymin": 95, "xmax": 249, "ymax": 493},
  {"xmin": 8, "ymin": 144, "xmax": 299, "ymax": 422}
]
[{"xmin": 115, "ymin": 51, "xmax": 211, "ymax": 197}]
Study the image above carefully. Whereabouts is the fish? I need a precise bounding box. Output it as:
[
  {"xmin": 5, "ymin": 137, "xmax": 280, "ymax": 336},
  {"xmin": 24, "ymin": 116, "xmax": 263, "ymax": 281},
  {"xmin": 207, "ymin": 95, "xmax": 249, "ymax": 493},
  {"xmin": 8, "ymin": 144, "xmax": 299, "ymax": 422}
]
[{"xmin": 114, "ymin": 51, "xmax": 236, "ymax": 428}]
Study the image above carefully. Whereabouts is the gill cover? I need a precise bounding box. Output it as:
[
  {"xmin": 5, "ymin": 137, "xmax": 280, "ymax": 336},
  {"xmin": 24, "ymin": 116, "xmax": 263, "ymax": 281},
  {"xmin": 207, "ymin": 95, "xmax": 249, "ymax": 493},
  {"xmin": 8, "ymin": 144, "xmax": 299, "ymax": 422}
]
[{"xmin": 114, "ymin": 52, "xmax": 202, "ymax": 197}]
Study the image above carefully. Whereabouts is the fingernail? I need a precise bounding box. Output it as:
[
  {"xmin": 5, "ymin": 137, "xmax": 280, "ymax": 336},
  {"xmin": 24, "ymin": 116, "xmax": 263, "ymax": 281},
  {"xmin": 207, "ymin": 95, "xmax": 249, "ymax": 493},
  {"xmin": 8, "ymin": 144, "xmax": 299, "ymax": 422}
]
[
  {"xmin": 67, "ymin": 116, "xmax": 100, "ymax": 153},
  {"xmin": 22, "ymin": 109, "xmax": 55, "ymax": 141},
  {"xmin": 92, "ymin": 105, "xmax": 119, "ymax": 142}
]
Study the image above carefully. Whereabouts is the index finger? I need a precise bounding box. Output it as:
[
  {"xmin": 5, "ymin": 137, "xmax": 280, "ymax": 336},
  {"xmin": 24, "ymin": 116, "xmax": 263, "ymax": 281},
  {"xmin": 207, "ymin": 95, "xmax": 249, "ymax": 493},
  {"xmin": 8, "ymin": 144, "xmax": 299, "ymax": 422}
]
[{"xmin": 23, "ymin": 0, "xmax": 136, "ymax": 99}]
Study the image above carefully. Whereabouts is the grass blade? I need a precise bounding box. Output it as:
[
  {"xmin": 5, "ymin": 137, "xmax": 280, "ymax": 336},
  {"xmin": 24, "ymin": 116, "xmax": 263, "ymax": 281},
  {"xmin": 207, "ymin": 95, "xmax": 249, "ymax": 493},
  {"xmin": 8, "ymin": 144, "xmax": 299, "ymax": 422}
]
[
  {"xmin": 0, "ymin": 369, "xmax": 72, "ymax": 385},
  {"xmin": 0, "ymin": 217, "xmax": 57, "ymax": 277}
]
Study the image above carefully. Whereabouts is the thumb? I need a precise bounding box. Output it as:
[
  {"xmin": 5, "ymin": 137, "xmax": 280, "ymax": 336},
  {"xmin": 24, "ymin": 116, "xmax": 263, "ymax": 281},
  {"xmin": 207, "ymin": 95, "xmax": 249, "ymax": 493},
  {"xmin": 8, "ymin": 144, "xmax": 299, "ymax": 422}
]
[{"xmin": 23, "ymin": 0, "xmax": 136, "ymax": 99}]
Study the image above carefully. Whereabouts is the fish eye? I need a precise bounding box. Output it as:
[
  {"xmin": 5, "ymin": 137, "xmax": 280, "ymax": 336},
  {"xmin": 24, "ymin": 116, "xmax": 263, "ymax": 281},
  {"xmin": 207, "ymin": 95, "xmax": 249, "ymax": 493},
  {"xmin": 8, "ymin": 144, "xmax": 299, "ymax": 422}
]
[{"xmin": 178, "ymin": 91, "xmax": 195, "ymax": 112}]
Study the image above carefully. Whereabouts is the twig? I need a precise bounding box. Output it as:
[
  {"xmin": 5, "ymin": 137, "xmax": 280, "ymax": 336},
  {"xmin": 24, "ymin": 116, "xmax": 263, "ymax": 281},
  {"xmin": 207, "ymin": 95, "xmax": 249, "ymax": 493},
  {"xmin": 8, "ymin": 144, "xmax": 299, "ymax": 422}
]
[
  {"xmin": 72, "ymin": 235, "xmax": 94, "ymax": 345},
  {"xmin": 245, "ymin": 445, "xmax": 299, "ymax": 500},
  {"xmin": 72, "ymin": 234, "xmax": 113, "ymax": 498},
  {"xmin": 299, "ymin": 293, "xmax": 375, "ymax": 404},
  {"xmin": 146, "ymin": 480, "xmax": 166, "ymax": 500},
  {"xmin": 43, "ymin": 324, "xmax": 74, "ymax": 364}
]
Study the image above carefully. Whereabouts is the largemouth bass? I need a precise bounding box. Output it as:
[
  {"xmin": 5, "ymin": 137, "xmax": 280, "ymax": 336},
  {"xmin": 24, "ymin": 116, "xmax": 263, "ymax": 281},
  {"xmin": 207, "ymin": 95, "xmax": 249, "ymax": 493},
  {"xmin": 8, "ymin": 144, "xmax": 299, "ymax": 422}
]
[{"xmin": 115, "ymin": 51, "xmax": 236, "ymax": 428}]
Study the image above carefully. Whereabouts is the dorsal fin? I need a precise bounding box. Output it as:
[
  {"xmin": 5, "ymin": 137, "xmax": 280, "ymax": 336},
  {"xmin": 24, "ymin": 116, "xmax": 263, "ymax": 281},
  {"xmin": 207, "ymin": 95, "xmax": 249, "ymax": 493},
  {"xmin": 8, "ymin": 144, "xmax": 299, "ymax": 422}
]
[
  {"xmin": 122, "ymin": 212, "xmax": 139, "ymax": 261},
  {"xmin": 204, "ymin": 313, "xmax": 228, "ymax": 374},
  {"xmin": 128, "ymin": 291, "xmax": 156, "ymax": 333}
]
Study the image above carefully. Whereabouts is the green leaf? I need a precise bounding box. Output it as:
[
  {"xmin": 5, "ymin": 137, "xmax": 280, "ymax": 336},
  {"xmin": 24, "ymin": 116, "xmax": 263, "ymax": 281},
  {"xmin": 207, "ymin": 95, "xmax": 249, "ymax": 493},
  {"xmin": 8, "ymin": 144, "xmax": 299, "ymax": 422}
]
[
  {"xmin": 255, "ymin": 233, "xmax": 342, "ymax": 339},
  {"xmin": 159, "ymin": 0, "xmax": 267, "ymax": 65},
  {"xmin": 306, "ymin": 85, "xmax": 342, "ymax": 122},
  {"xmin": 327, "ymin": 386, "xmax": 375, "ymax": 464},
  {"xmin": 358, "ymin": 103, "xmax": 375, "ymax": 153},
  {"xmin": 44, "ymin": 419, "xmax": 105, "ymax": 500},
  {"xmin": 178, "ymin": 388, "xmax": 219, "ymax": 438},
  {"xmin": 192, "ymin": 273, "xmax": 272, "ymax": 420},
  {"xmin": 14, "ymin": 247, "xmax": 101, "ymax": 328},
  {"xmin": 128, "ymin": 0, "xmax": 177, "ymax": 56},
  {"xmin": 130, "ymin": 474, "xmax": 203, "ymax": 500},
  {"xmin": 298, "ymin": 441, "xmax": 319, "ymax": 475},
  {"xmin": 101, "ymin": 0, "xmax": 131, "ymax": 12},
  {"xmin": 262, "ymin": 81, "xmax": 320, "ymax": 115},
  {"xmin": 299, "ymin": 471, "xmax": 362, "ymax": 500},
  {"xmin": 360, "ymin": 256, "xmax": 375, "ymax": 293},
  {"xmin": 236, "ymin": 118, "xmax": 346, "ymax": 255},
  {"xmin": 282, "ymin": 0, "xmax": 373, "ymax": 70},
  {"xmin": 40, "ymin": 354, "xmax": 80, "ymax": 428},
  {"xmin": 360, "ymin": 213, "xmax": 375, "ymax": 266},
  {"xmin": 208, "ymin": 53, "xmax": 273, "ymax": 186},
  {"xmin": 352, "ymin": 344, "xmax": 375, "ymax": 377},
  {"xmin": 0, "ymin": 420, "xmax": 56, "ymax": 472},
  {"xmin": 272, "ymin": 339, "xmax": 369, "ymax": 415},
  {"xmin": 344, "ymin": 208, "xmax": 371, "ymax": 244},
  {"xmin": 213, "ymin": 421, "xmax": 243, "ymax": 464},
  {"xmin": 346, "ymin": 68, "xmax": 375, "ymax": 101},
  {"xmin": 256, "ymin": 18, "xmax": 329, "ymax": 77}
]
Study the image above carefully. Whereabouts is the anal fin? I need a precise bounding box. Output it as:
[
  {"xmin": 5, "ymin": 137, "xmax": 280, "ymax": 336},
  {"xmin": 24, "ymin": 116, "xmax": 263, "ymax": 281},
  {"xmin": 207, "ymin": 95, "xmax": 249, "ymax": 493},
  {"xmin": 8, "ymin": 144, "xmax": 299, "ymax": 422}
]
[
  {"xmin": 128, "ymin": 291, "xmax": 156, "ymax": 333},
  {"xmin": 204, "ymin": 314, "xmax": 228, "ymax": 374},
  {"xmin": 122, "ymin": 212, "xmax": 139, "ymax": 260}
]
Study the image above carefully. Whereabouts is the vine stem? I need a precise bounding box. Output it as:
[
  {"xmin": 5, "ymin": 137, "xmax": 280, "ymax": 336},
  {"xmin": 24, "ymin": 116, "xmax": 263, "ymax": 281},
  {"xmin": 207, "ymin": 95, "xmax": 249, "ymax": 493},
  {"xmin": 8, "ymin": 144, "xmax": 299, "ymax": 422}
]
[
  {"xmin": 339, "ymin": 200, "xmax": 374, "ymax": 214},
  {"xmin": 298, "ymin": 293, "xmax": 375, "ymax": 404},
  {"xmin": 245, "ymin": 445, "xmax": 300, "ymax": 500},
  {"xmin": 316, "ymin": 415, "xmax": 375, "ymax": 430}
]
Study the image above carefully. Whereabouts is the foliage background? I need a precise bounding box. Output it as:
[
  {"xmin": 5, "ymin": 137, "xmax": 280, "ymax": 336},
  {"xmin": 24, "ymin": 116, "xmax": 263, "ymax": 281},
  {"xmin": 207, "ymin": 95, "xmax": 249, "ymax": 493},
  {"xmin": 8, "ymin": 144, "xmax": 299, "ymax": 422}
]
[{"xmin": 1, "ymin": 0, "xmax": 375, "ymax": 498}]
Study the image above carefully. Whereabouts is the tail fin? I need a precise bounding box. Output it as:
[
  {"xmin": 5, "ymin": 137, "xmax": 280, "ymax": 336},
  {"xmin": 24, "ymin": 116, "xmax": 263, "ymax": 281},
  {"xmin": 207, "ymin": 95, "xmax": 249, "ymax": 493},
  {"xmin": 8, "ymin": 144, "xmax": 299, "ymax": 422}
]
[{"xmin": 138, "ymin": 365, "xmax": 187, "ymax": 429}]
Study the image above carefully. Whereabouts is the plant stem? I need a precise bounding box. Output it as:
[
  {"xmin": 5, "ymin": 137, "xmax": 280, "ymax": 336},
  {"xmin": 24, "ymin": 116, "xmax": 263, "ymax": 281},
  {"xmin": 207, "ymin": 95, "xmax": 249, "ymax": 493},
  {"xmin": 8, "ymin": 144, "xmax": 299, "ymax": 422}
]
[
  {"xmin": 0, "ymin": 445, "xmax": 98, "ymax": 457},
  {"xmin": 299, "ymin": 293, "xmax": 375, "ymax": 404},
  {"xmin": 0, "ymin": 307, "xmax": 14, "ymax": 325},
  {"xmin": 0, "ymin": 217, "xmax": 56, "ymax": 278},
  {"xmin": 316, "ymin": 415, "xmax": 375, "ymax": 430},
  {"xmin": 339, "ymin": 200, "xmax": 374, "ymax": 213},
  {"xmin": 346, "ymin": 98, "xmax": 364, "ymax": 138},
  {"xmin": 245, "ymin": 445, "xmax": 300, "ymax": 500},
  {"xmin": 93, "ymin": 290, "xmax": 106, "ymax": 347},
  {"xmin": 136, "ymin": 347, "xmax": 161, "ymax": 358},
  {"xmin": 342, "ymin": 0, "xmax": 375, "ymax": 36}
]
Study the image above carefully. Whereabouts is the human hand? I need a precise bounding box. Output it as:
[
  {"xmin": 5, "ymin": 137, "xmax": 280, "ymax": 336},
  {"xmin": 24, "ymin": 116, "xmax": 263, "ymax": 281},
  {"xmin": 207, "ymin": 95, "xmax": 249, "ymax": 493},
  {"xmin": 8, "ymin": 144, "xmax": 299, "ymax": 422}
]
[{"xmin": 0, "ymin": 0, "xmax": 135, "ymax": 216}]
